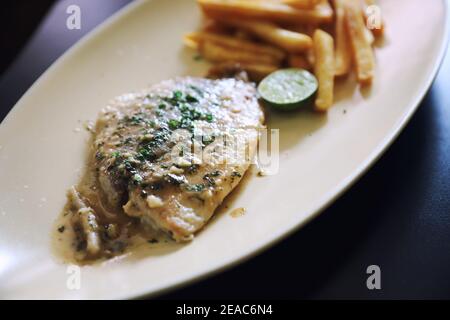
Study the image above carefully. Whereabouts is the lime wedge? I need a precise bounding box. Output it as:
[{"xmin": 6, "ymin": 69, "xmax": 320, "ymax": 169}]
[{"xmin": 258, "ymin": 68, "xmax": 318, "ymax": 111}]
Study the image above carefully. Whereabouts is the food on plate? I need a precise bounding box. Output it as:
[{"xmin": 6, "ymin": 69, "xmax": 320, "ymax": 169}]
[
  {"xmin": 56, "ymin": 77, "xmax": 264, "ymax": 262},
  {"xmin": 313, "ymin": 29, "xmax": 335, "ymax": 111},
  {"xmin": 185, "ymin": 0, "xmax": 385, "ymax": 111},
  {"xmin": 185, "ymin": 31, "xmax": 286, "ymax": 65},
  {"xmin": 198, "ymin": 0, "xmax": 334, "ymax": 25},
  {"xmin": 213, "ymin": 18, "xmax": 313, "ymax": 53},
  {"xmin": 56, "ymin": 0, "xmax": 386, "ymax": 263},
  {"xmin": 344, "ymin": 0, "xmax": 375, "ymax": 85},
  {"xmin": 258, "ymin": 68, "xmax": 318, "ymax": 110},
  {"xmin": 282, "ymin": 0, "xmax": 322, "ymax": 10},
  {"xmin": 333, "ymin": 0, "xmax": 352, "ymax": 76}
]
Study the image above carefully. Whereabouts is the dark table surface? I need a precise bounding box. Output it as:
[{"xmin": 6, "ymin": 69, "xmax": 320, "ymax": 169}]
[{"xmin": 1, "ymin": 0, "xmax": 449, "ymax": 300}]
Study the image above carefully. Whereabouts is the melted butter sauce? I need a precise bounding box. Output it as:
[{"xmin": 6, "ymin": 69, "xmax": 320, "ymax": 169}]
[
  {"xmin": 52, "ymin": 135, "xmax": 174, "ymax": 265},
  {"xmin": 52, "ymin": 158, "xmax": 257, "ymax": 266},
  {"xmin": 230, "ymin": 207, "xmax": 246, "ymax": 218}
]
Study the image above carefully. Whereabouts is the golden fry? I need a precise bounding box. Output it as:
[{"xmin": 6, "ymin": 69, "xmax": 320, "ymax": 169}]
[
  {"xmin": 217, "ymin": 18, "xmax": 312, "ymax": 53},
  {"xmin": 313, "ymin": 29, "xmax": 334, "ymax": 112},
  {"xmin": 198, "ymin": 0, "xmax": 333, "ymax": 25},
  {"xmin": 282, "ymin": 0, "xmax": 321, "ymax": 9},
  {"xmin": 185, "ymin": 31, "xmax": 286, "ymax": 63},
  {"xmin": 363, "ymin": 24, "xmax": 375, "ymax": 45},
  {"xmin": 183, "ymin": 36, "xmax": 199, "ymax": 50},
  {"xmin": 199, "ymin": 40, "xmax": 281, "ymax": 65},
  {"xmin": 333, "ymin": 0, "xmax": 352, "ymax": 76},
  {"xmin": 344, "ymin": 0, "xmax": 375, "ymax": 85}
]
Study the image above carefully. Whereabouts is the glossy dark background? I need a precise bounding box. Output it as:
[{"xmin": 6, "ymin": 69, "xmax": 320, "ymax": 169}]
[{"xmin": 1, "ymin": 0, "xmax": 449, "ymax": 299}]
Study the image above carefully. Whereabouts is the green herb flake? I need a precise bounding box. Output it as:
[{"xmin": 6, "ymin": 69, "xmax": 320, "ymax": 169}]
[
  {"xmin": 174, "ymin": 91, "xmax": 183, "ymax": 100},
  {"xmin": 231, "ymin": 171, "xmax": 242, "ymax": 178},
  {"xmin": 204, "ymin": 113, "xmax": 214, "ymax": 123},
  {"xmin": 184, "ymin": 183, "xmax": 205, "ymax": 192},
  {"xmin": 168, "ymin": 119, "xmax": 180, "ymax": 130},
  {"xmin": 186, "ymin": 95, "xmax": 199, "ymax": 103},
  {"xmin": 132, "ymin": 173, "xmax": 143, "ymax": 185}
]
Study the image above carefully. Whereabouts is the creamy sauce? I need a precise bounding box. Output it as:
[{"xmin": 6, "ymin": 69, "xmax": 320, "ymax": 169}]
[
  {"xmin": 53, "ymin": 77, "xmax": 264, "ymax": 264},
  {"xmin": 230, "ymin": 207, "xmax": 246, "ymax": 218},
  {"xmin": 52, "ymin": 138, "xmax": 172, "ymax": 265}
]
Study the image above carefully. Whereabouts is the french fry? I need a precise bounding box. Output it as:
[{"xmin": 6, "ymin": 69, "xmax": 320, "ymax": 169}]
[
  {"xmin": 199, "ymin": 40, "xmax": 281, "ymax": 65},
  {"xmin": 288, "ymin": 54, "xmax": 312, "ymax": 70},
  {"xmin": 198, "ymin": 0, "xmax": 333, "ymax": 25},
  {"xmin": 217, "ymin": 18, "xmax": 313, "ymax": 53},
  {"xmin": 285, "ymin": 23, "xmax": 317, "ymax": 36},
  {"xmin": 305, "ymin": 47, "xmax": 315, "ymax": 66},
  {"xmin": 344, "ymin": 0, "xmax": 375, "ymax": 85},
  {"xmin": 363, "ymin": 0, "xmax": 385, "ymax": 37},
  {"xmin": 234, "ymin": 29, "xmax": 255, "ymax": 41},
  {"xmin": 313, "ymin": 29, "xmax": 334, "ymax": 112},
  {"xmin": 202, "ymin": 19, "xmax": 231, "ymax": 34},
  {"xmin": 363, "ymin": 24, "xmax": 375, "ymax": 45},
  {"xmin": 183, "ymin": 36, "xmax": 199, "ymax": 50},
  {"xmin": 208, "ymin": 62, "xmax": 278, "ymax": 82},
  {"xmin": 185, "ymin": 31, "xmax": 286, "ymax": 63},
  {"xmin": 282, "ymin": 0, "xmax": 321, "ymax": 9},
  {"xmin": 333, "ymin": 0, "xmax": 352, "ymax": 76}
]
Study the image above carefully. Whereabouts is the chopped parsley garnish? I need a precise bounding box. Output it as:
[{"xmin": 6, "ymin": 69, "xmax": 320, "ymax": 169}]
[
  {"xmin": 168, "ymin": 119, "xmax": 180, "ymax": 130},
  {"xmin": 174, "ymin": 90, "xmax": 183, "ymax": 100},
  {"xmin": 231, "ymin": 171, "xmax": 242, "ymax": 178},
  {"xmin": 189, "ymin": 85, "xmax": 204, "ymax": 97},
  {"xmin": 186, "ymin": 94, "xmax": 199, "ymax": 103},
  {"xmin": 136, "ymin": 128, "xmax": 170, "ymax": 162},
  {"xmin": 132, "ymin": 174, "xmax": 143, "ymax": 185},
  {"xmin": 95, "ymin": 151, "xmax": 105, "ymax": 161},
  {"xmin": 209, "ymin": 170, "xmax": 221, "ymax": 177},
  {"xmin": 203, "ymin": 135, "xmax": 215, "ymax": 146},
  {"xmin": 184, "ymin": 183, "xmax": 205, "ymax": 192},
  {"xmin": 186, "ymin": 164, "xmax": 199, "ymax": 174},
  {"xmin": 203, "ymin": 173, "xmax": 216, "ymax": 187},
  {"xmin": 129, "ymin": 115, "xmax": 144, "ymax": 125},
  {"xmin": 204, "ymin": 113, "xmax": 214, "ymax": 123}
]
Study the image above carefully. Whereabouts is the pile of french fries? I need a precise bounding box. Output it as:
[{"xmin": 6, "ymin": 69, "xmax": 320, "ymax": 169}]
[{"xmin": 184, "ymin": 0, "xmax": 384, "ymax": 112}]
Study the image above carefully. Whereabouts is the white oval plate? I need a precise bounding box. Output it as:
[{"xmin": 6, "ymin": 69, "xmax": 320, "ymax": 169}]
[{"xmin": 0, "ymin": 0, "xmax": 448, "ymax": 299}]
